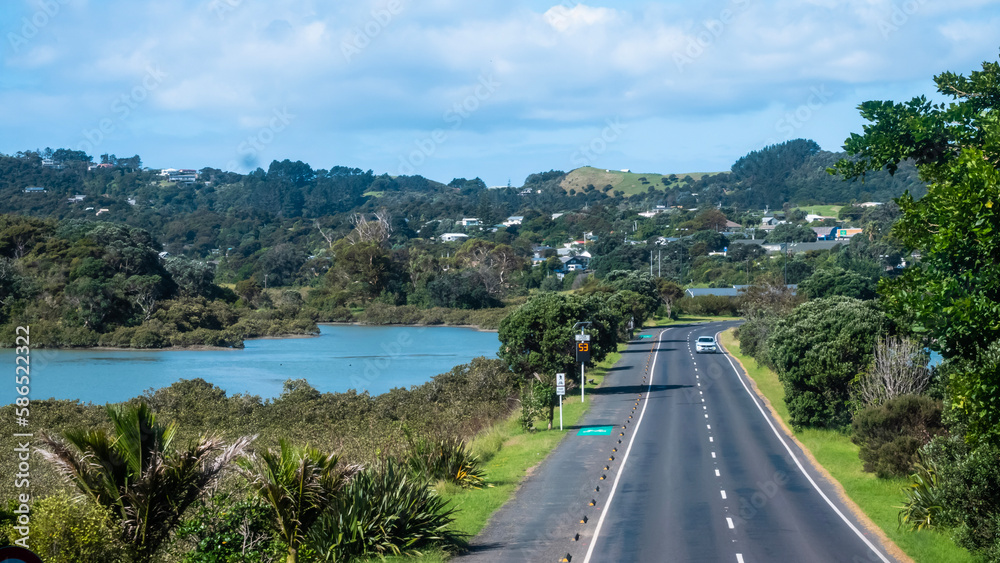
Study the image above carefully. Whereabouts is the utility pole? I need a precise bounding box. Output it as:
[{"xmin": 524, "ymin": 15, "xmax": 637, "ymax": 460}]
[
  {"xmin": 573, "ymin": 321, "xmax": 592, "ymax": 403},
  {"xmin": 658, "ymin": 249, "xmax": 661, "ymax": 277}
]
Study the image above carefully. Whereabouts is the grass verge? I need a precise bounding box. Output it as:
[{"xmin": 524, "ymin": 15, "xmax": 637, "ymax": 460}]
[
  {"xmin": 718, "ymin": 329, "xmax": 973, "ymax": 563},
  {"xmin": 364, "ymin": 344, "xmax": 626, "ymax": 562}
]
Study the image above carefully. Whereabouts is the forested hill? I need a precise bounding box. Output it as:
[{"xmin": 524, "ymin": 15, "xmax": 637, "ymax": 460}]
[{"xmin": 0, "ymin": 139, "xmax": 925, "ymax": 257}]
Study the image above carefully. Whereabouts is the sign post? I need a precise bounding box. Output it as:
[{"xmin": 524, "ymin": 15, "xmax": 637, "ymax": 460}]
[
  {"xmin": 556, "ymin": 373, "xmax": 566, "ymax": 430},
  {"xmin": 575, "ymin": 331, "xmax": 591, "ymax": 402}
]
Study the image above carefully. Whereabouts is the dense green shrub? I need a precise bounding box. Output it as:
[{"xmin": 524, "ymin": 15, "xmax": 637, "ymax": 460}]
[
  {"xmin": 175, "ymin": 494, "xmax": 284, "ymax": 563},
  {"xmin": 767, "ymin": 297, "xmax": 888, "ymax": 430},
  {"xmin": 305, "ymin": 461, "xmax": 463, "ymax": 561},
  {"xmin": 674, "ymin": 295, "xmax": 740, "ymax": 316},
  {"xmin": 16, "ymin": 492, "xmax": 124, "ymax": 563},
  {"xmin": 851, "ymin": 394, "xmax": 945, "ymax": 478},
  {"xmin": 920, "ymin": 437, "xmax": 1000, "ymax": 560}
]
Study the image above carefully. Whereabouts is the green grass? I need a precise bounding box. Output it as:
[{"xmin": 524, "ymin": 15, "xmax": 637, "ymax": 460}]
[
  {"xmin": 560, "ymin": 166, "xmax": 723, "ymax": 197},
  {"xmin": 376, "ymin": 345, "xmax": 625, "ymax": 561},
  {"xmin": 719, "ymin": 329, "xmax": 974, "ymax": 563},
  {"xmin": 794, "ymin": 204, "xmax": 842, "ymax": 217}
]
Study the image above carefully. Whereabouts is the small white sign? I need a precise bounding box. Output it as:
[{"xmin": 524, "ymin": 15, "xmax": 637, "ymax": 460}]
[
  {"xmin": 556, "ymin": 385, "xmax": 566, "ymax": 396},
  {"xmin": 574, "ymin": 334, "xmax": 591, "ymax": 342},
  {"xmin": 556, "ymin": 373, "xmax": 565, "ymax": 386}
]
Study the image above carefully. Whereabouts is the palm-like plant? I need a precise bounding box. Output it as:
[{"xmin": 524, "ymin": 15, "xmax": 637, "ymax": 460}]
[
  {"xmin": 38, "ymin": 402, "xmax": 253, "ymax": 563},
  {"xmin": 238, "ymin": 439, "xmax": 358, "ymax": 563}
]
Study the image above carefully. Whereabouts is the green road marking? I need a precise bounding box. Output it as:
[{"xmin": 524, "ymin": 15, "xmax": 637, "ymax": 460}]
[{"xmin": 577, "ymin": 426, "xmax": 614, "ymax": 436}]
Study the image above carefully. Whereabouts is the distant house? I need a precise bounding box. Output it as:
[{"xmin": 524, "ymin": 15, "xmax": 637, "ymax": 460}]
[
  {"xmin": 531, "ymin": 245, "xmax": 554, "ymax": 259},
  {"xmin": 41, "ymin": 158, "xmax": 64, "ymax": 170},
  {"xmin": 654, "ymin": 236, "xmax": 681, "ymax": 245},
  {"xmin": 723, "ymin": 220, "xmax": 743, "ymax": 234},
  {"xmin": 503, "ymin": 216, "xmax": 524, "ymax": 227},
  {"xmin": 158, "ymin": 251, "xmax": 170, "ymax": 259},
  {"xmin": 440, "ymin": 233, "xmax": 470, "ymax": 243},
  {"xmin": 67, "ymin": 194, "xmax": 86, "ymax": 203},
  {"xmin": 96, "ymin": 208, "xmax": 110, "ymax": 216},
  {"xmin": 761, "ymin": 216, "xmax": 778, "ymax": 226},
  {"xmin": 558, "ymin": 255, "xmax": 589, "ymax": 272},
  {"xmin": 806, "ymin": 214, "xmax": 838, "ymax": 223},
  {"xmin": 858, "ymin": 202, "xmax": 883, "ymax": 208},
  {"xmin": 23, "ymin": 186, "xmax": 46, "ymax": 193},
  {"xmin": 159, "ymin": 168, "xmax": 199, "ymax": 184},
  {"xmin": 837, "ymin": 228, "xmax": 864, "ymax": 240},
  {"xmin": 458, "ymin": 217, "xmax": 481, "ymax": 227},
  {"xmin": 811, "ymin": 226, "xmax": 837, "ymax": 240},
  {"xmin": 88, "ymin": 163, "xmax": 114, "ymax": 171}
]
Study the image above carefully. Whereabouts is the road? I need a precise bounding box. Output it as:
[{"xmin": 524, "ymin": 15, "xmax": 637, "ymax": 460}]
[{"xmin": 457, "ymin": 321, "xmax": 898, "ymax": 563}]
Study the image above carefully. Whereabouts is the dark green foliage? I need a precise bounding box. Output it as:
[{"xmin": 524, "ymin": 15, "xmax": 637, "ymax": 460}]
[
  {"xmin": 305, "ymin": 461, "xmax": 463, "ymax": 561},
  {"xmin": 767, "ymin": 297, "xmax": 888, "ymax": 430},
  {"xmin": 799, "ymin": 267, "xmax": 877, "ymax": 300},
  {"xmin": 850, "ymin": 395, "xmax": 945, "ymax": 478},
  {"xmin": 427, "ymin": 271, "xmax": 502, "ymax": 309},
  {"xmin": 833, "ymin": 54, "xmax": 1000, "ymax": 446},
  {"xmin": 919, "ymin": 437, "xmax": 1000, "ymax": 559},
  {"xmin": 764, "ymin": 223, "xmax": 817, "ymax": 243},
  {"xmin": 176, "ymin": 494, "xmax": 284, "ymax": 563},
  {"xmin": 674, "ymin": 295, "xmax": 739, "ymax": 317}
]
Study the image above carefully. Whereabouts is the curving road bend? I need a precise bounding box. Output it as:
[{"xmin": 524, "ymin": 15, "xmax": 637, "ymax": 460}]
[{"xmin": 458, "ymin": 321, "xmax": 898, "ymax": 563}]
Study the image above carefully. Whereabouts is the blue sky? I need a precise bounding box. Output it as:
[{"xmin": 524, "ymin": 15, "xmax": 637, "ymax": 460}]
[{"xmin": 1, "ymin": 0, "xmax": 998, "ymax": 186}]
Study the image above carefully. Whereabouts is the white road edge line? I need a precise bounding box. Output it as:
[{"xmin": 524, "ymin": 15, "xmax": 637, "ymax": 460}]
[
  {"xmin": 736, "ymin": 554, "xmax": 745, "ymax": 563},
  {"xmin": 716, "ymin": 331, "xmax": 892, "ymax": 563},
  {"xmin": 582, "ymin": 327, "xmax": 667, "ymax": 563}
]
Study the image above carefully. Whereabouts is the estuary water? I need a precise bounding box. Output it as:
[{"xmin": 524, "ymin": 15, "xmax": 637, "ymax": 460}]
[{"xmin": 2, "ymin": 325, "xmax": 499, "ymax": 405}]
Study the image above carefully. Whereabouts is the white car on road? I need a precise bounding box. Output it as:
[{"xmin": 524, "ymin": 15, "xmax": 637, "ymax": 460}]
[{"xmin": 695, "ymin": 336, "xmax": 717, "ymax": 353}]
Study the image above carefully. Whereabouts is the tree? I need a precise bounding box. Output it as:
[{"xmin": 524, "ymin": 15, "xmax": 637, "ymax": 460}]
[
  {"xmin": 832, "ymin": 53, "xmax": 1000, "ymax": 444},
  {"xmin": 798, "ymin": 267, "xmax": 877, "ymax": 300},
  {"xmin": 498, "ymin": 293, "xmax": 615, "ymax": 429},
  {"xmin": 238, "ymin": 440, "xmax": 357, "ymax": 563},
  {"xmin": 767, "ymin": 297, "xmax": 888, "ymax": 430},
  {"xmin": 854, "ymin": 335, "xmax": 932, "ymax": 409},
  {"xmin": 38, "ymin": 403, "xmax": 252, "ymax": 563},
  {"xmin": 764, "ymin": 223, "xmax": 817, "ymax": 243},
  {"xmin": 656, "ymin": 278, "xmax": 684, "ymax": 319}
]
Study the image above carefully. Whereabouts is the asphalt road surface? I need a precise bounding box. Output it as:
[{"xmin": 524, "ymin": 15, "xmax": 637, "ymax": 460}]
[{"xmin": 457, "ymin": 321, "xmax": 898, "ymax": 563}]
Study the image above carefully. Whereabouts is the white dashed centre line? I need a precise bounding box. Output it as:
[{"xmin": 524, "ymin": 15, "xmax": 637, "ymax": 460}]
[
  {"xmin": 721, "ymin": 490, "xmax": 727, "ymax": 499},
  {"xmin": 715, "ymin": 469, "xmax": 721, "ymax": 477},
  {"xmin": 737, "ymin": 554, "xmax": 745, "ymax": 563},
  {"xmin": 727, "ymin": 517, "xmax": 735, "ymax": 529}
]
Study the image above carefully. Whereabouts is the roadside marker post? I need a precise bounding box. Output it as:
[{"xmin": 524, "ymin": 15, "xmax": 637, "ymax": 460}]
[{"xmin": 556, "ymin": 373, "xmax": 566, "ymax": 430}]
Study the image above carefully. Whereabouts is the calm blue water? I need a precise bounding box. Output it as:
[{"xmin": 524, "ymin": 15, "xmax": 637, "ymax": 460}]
[{"xmin": 2, "ymin": 325, "xmax": 499, "ymax": 405}]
